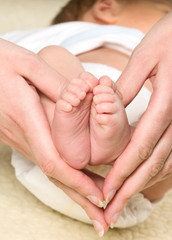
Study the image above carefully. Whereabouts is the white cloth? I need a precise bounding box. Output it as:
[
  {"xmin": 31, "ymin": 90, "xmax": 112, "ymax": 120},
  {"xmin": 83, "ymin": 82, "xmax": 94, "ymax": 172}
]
[
  {"xmin": 2, "ymin": 21, "xmax": 154, "ymax": 228},
  {"xmin": 1, "ymin": 21, "xmax": 144, "ymax": 54}
]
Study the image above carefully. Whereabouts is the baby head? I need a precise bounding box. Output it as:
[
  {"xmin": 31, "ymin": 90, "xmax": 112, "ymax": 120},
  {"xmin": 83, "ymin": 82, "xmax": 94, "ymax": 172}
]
[
  {"xmin": 52, "ymin": 0, "xmax": 172, "ymax": 28},
  {"xmin": 52, "ymin": 0, "xmax": 136, "ymax": 24}
]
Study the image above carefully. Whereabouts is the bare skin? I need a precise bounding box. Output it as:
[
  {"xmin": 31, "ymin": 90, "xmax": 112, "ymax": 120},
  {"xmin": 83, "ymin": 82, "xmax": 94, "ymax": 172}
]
[
  {"xmin": 52, "ymin": 70, "xmax": 131, "ymax": 169},
  {"xmin": 0, "ymin": 0, "xmax": 171, "ymax": 236},
  {"xmin": 90, "ymin": 76, "xmax": 131, "ymax": 165},
  {"xmin": 52, "ymin": 72, "xmax": 98, "ymax": 169},
  {"xmin": 39, "ymin": 45, "xmax": 132, "ymax": 170}
]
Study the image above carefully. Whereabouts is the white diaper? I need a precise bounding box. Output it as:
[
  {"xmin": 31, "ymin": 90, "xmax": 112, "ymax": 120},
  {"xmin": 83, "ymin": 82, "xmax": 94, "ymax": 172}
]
[{"xmin": 11, "ymin": 150, "xmax": 153, "ymax": 228}]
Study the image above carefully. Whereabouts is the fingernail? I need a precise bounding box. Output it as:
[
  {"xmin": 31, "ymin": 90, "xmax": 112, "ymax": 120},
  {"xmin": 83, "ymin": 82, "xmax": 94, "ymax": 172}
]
[
  {"xmin": 102, "ymin": 201, "xmax": 108, "ymax": 209},
  {"xmin": 110, "ymin": 212, "xmax": 121, "ymax": 229},
  {"xmin": 105, "ymin": 189, "xmax": 116, "ymax": 204},
  {"xmin": 92, "ymin": 220, "xmax": 104, "ymax": 237},
  {"xmin": 87, "ymin": 195, "xmax": 104, "ymax": 208}
]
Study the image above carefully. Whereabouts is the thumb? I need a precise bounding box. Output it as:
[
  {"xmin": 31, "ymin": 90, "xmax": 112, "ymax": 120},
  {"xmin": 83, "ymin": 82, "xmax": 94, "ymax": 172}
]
[
  {"xmin": 19, "ymin": 52, "xmax": 67, "ymax": 103},
  {"xmin": 116, "ymin": 46, "xmax": 155, "ymax": 107}
]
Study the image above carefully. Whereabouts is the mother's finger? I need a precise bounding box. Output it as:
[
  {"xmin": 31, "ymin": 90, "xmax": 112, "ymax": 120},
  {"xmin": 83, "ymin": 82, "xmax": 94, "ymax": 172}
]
[
  {"xmin": 116, "ymin": 42, "xmax": 155, "ymax": 106},
  {"xmin": 1, "ymin": 39, "xmax": 65, "ymax": 103},
  {"xmin": 103, "ymin": 80, "xmax": 172, "ymax": 201},
  {"xmin": 49, "ymin": 175, "xmax": 108, "ymax": 237},
  {"xmin": 105, "ymin": 12, "xmax": 172, "ymax": 205},
  {"xmin": 36, "ymin": 143, "xmax": 104, "ymax": 207},
  {"xmin": 116, "ymin": 11, "xmax": 172, "ymax": 107},
  {"xmin": 104, "ymin": 123, "xmax": 172, "ymax": 226}
]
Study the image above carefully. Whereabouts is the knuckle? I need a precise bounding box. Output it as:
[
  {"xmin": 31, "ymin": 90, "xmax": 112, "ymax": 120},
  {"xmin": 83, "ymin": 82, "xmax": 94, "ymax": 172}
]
[
  {"xmin": 0, "ymin": 127, "xmax": 10, "ymax": 140},
  {"xmin": 159, "ymin": 103, "xmax": 172, "ymax": 118},
  {"xmin": 40, "ymin": 159, "xmax": 56, "ymax": 177},
  {"xmin": 118, "ymin": 169, "xmax": 128, "ymax": 181},
  {"xmin": 120, "ymin": 190, "xmax": 133, "ymax": 204},
  {"xmin": 69, "ymin": 178, "xmax": 82, "ymax": 191},
  {"xmin": 138, "ymin": 144, "xmax": 154, "ymax": 163},
  {"xmin": 162, "ymin": 160, "xmax": 172, "ymax": 176},
  {"xmin": 81, "ymin": 201, "xmax": 90, "ymax": 213},
  {"xmin": 149, "ymin": 160, "xmax": 164, "ymax": 178}
]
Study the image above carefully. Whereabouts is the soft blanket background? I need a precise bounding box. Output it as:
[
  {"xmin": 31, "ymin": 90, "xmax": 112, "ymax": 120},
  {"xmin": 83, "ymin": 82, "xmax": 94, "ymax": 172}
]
[{"xmin": 0, "ymin": 0, "xmax": 172, "ymax": 239}]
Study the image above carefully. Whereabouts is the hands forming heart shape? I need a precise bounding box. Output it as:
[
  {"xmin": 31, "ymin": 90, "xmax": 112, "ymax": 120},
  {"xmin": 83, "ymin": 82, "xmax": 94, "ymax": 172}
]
[
  {"xmin": 39, "ymin": 69, "xmax": 171, "ymax": 236},
  {"xmin": 39, "ymin": 62, "xmax": 172, "ymax": 236},
  {"xmin": 1, "ymin": 32, "xmax": 172, "ymax": 237},
  {"xmin": 39, "ymin": 71, "xmax": 132, "ymax": 235}
]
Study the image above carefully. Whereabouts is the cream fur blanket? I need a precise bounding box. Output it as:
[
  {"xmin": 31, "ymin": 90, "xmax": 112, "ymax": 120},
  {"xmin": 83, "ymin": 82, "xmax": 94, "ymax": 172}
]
[
  {"xmin": 0, "ymin": 0, "xmax": 172, "ymax": 239},
  {"xmin": 1, "ymin": 143, "xmax": 172, "ymax": 239}
]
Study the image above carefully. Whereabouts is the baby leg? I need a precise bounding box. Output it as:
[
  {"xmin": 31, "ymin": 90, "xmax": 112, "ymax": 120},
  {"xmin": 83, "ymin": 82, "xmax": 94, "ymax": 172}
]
[
  {"xmin": 90, "ymin": 76, "xmax": 131, "ymax": 165},
  {"xmin": 38, "ymin": 46, "xmax": 98, "ymax": 169},
  {"xmin": 38, "ymin": 45, "xmax": 85, "ymax": 96}
]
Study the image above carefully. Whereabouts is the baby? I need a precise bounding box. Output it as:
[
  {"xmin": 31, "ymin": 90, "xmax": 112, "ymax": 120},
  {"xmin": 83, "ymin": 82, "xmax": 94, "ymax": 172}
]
[{"xmin": 40, "ymin": 0, "xmax": 172, "ymax": 170}]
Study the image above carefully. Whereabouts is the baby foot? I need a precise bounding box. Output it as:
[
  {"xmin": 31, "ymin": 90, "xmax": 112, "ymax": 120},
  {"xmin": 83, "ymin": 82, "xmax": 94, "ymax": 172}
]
[
  {"xmin": 52, "ymin": 72, "xmax": 98, "ymax": 169},
  {"xmin": 90, "ymin": 76, "xmax": 131, "ymax": 165}
]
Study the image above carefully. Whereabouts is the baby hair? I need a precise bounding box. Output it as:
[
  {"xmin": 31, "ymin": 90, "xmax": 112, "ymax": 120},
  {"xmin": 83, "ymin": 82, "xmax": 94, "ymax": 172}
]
[
  {"xmin": 51, "ymin": 0, "xmax": 172, "ymax": 25},
  {"xmin": 52, "ymin": 0, "xmax": 97, "ymax": 24}
]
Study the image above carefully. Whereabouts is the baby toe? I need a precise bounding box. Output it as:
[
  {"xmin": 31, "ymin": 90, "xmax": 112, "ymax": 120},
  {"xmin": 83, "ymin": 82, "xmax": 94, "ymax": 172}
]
[
  {"xmin": 99, "ymin": 76, "xmax": 113, "ymax": 87},
  {"xmin": 79, "ymin": 72, "xmax": 99, "ymax": 91}
]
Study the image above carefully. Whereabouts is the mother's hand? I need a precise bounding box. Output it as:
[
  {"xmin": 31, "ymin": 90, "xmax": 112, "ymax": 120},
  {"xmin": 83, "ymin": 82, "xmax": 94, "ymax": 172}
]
[
  {"xmin": 102, "ymin": 12, "xmax": 172, "ymax": 226},
  {"xmin": 0, "ymin": 39, "xmax": 108, "ymax": 234},
  {"xmin": 49, "ymin": 169, "xmax": 109, "ymax": 236},
  {"xmin": 40, "ymin": 93, "xmax": 109, "ymax": 235}
]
